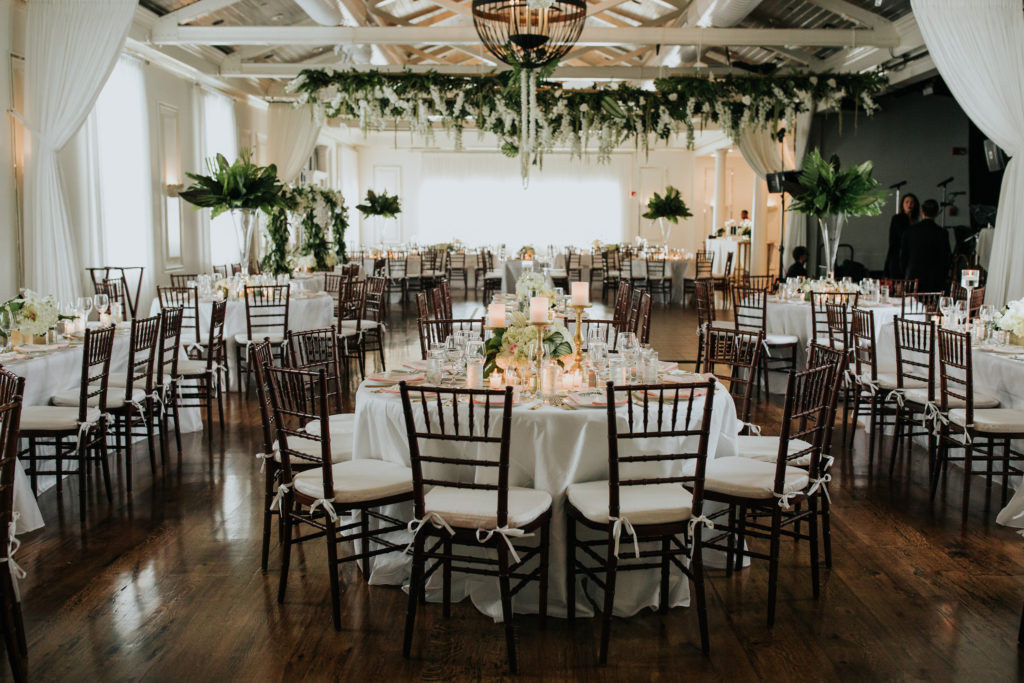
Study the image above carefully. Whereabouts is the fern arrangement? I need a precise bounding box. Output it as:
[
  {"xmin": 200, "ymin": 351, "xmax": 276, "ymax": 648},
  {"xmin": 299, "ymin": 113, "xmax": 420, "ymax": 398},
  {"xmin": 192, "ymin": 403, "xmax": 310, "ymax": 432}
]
[
  {"xmin": 179, "ymin": 149, "xmax": 285, "ymax": 217},
  {"xmin": 789, "ymin": 149, "xmax": 887, "ymax": 219},
  {"xmin": 356, "ymin": 189, "xmax": 402, "ymax": 218},
  {"xmin": 642, "ymin": 186, "xmax": 693, "ymax": 223}
]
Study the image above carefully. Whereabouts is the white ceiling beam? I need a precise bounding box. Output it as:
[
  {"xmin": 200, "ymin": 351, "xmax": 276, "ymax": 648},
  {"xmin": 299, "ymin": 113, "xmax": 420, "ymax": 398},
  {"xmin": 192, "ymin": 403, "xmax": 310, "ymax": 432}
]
[
  {"xmin": 153, "ymin": 0, "xmax": 245, "ymax": 31},
  {"xmin": 222, "ymin": 61, "xmax": 744, "ymax": 79},
  {"xmin": 765, "ymin": 46, "xmax": 824, "ymax": 69},
  {"xmin": 802, "ymin": 0, "xmax": 892, "ymax": 31},
  {"xmin": 152, "ymin": 24, "xmax": 901, "ymax": 48}
]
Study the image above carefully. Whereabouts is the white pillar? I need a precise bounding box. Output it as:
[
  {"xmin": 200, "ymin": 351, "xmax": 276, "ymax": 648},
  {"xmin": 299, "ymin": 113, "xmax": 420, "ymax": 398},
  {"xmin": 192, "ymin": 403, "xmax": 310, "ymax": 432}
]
[{"xmin": 711, "ymin": 148, "xmax": 728, "ymax": 241}]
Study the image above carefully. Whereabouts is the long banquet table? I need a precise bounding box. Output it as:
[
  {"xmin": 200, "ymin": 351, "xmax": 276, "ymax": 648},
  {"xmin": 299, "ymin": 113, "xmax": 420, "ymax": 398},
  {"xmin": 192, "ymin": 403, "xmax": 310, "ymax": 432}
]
[
  {"xmin": 351, "ymin": 378, "xmax": 740, "ymax": 620},
  {"xmin": 0, "ymin": 328, "xmax": 204, "ymax": 532}
]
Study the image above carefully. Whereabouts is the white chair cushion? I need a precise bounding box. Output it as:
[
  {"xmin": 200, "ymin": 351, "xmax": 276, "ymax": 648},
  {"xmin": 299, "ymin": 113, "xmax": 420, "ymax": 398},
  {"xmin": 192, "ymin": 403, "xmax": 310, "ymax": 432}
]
[
  {"xmin": 279, "ymin": 433, "xmax": 354, "ymax": 464},
  {"xmin": 548, "ymin": 269, "xmax": 567, "ymax": 278},
  {"xmin": 177, "ymin": 359, "xmax": 215, "ymax": 376},
  {"xmin": 873, "ymin": 372, "xmax": 926, "ymax": 391},
  {"xmin": 109, "ymin": 372, "xmax": 172, "ymax": 388},
  {"xmin": 339, "ymin": 320, "xmax": 380, "ymax": 334},
  {"xmin": 424, "ymin": 486, "xmax": 551, "ymax": 530},
  {"xmin": 948, "ymin": 408, "xmax": 1024, "ymax": 434},
  {"xmin": 234, "ymin": 332, "xmax": 285, "ymax": 345},
  {"xmin": 304, "ymin": 414, "xmax": 356, "ymax": 436},
  {"xmin": 485, "ymin": 270, "xmax": 503, "ymax": 279},
  {"xmin": 566, "ymin": 480, "xmax": 693, "ymax": 526},
  {"xmin": 20, "ymin": 406, "xmax": 102, "ymax": 432},
  {"xmin": 700, "ymin": 456, "xmax": 809, "ymax": 500},
  {"xmin": 292, "ymin": 459, "xmax": 412, "ymax": 504},
  {"xmin": 736, "ymin": 435, "xmax": 814, "ymax": 467},
  {"xmin": 51, "ymin": 386, "xmax": 146, "ymax": 409},
  {"xmin": 903, "ymin": 388, "xmax": 999, "ymax": 409},
  {"xmin": 765, "ymin": 334, "xmax": 799, "ymax": 346},
  {"xmin": 606, "ymin": 269, "xmax": 622, "ymax": 278}
]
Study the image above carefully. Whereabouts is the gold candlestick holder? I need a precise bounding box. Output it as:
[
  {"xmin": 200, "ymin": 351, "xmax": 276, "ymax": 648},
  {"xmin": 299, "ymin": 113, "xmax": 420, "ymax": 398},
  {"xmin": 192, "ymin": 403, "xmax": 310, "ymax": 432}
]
[
  {"xmin": 531, "ymin": 320, "xmax": 548, "ymax": 397},
  {"xmin": 569, "ymin": 303, "xmax": 592, "ymax": 372}
]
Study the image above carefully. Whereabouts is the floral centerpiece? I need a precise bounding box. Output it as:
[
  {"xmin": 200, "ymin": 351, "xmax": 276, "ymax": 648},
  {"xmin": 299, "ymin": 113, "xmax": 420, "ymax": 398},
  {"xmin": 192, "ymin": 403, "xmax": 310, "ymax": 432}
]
[
  {"xmin": 996, "ymin": 299, "xmax": 1024, "ymax": 340},
  {"xmin": 517, "ymin": 245, "xmax": 536, "ymax": 260},
  {"xmin": 789, "ymin": 149, "xmax": 886, "ymax": 280},
  {"xmin": 797, "ymin": 277, "xmax": 862, "ymax": 301},
  {"xmin": 2, "ymin": 291, "xmax": 61, "ymax": 340},
  {"xmin": 483, "ymin": 311, "xmax": 574, "ymax": 377},
  {"xmin": 515, "ymin": 271, "xmax": 555, "ymax": 302}
]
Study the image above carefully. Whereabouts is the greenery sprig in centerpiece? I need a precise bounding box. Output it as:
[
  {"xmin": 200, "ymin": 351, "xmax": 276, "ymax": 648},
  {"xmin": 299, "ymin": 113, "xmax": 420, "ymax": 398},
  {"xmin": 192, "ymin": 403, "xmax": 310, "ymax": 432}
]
[
  {"xmin": 643, "ymin": 186, "xmax": 693, "ymax": 223},
  {"xmin": 483, "ymin": 311, "xmax": 574, "ymax": 377},
  {"xmin": 178, "ymin": 150, "xmax": 285, "ymax": 217},
  {"xmin": 788, "ymin": 149, "xmax": 887, "ymax": 219},
  {"xmin": 356, "ymin": 189, "xmax": 402, "ymax": 218}
]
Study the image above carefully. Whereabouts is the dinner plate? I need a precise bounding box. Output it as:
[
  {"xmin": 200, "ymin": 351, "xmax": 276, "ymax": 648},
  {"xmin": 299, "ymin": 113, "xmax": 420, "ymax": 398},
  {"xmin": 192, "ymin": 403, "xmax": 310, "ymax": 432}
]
[
  {"xmin": 661, "ymin": 369, "xmax": 707, "ymax": 383},
  {"xmin": 402, "ymin": 360, "xmax": 429, "ymax": 371},
  {"xmin": 367, "ymin": 370, "xmax": 425, "ymax": 384}
]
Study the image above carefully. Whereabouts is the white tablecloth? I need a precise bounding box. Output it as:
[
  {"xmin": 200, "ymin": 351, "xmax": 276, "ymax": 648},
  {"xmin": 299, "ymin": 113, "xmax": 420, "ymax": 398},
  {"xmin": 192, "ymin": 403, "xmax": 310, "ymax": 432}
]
[
  {"xmin": 763, "ymin": 298, "xmax": 902, "ymax": 393},
  {"xmin": 1, "ymin": 330, "xmax": 203, "ymax": 532},
  {"xmin": 705, "ymin": 237, "xmax": 748, "ymax": 275},
  {"xmin": 351, "ymin": 381, "xmax": 740, "ymax": 620},
  {"xmin": 150, "ymin": 293, "xmax": 335, "ymax": 389}
]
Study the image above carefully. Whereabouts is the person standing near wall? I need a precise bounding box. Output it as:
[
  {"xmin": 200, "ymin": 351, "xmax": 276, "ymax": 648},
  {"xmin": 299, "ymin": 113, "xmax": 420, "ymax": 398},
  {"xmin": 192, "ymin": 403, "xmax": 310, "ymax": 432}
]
[
  {"xmin": 884, "ymin": 193, "xmax": 919, "ymax": 278},
  {"xmin": 900, "ymin": 198, "xmax": 951, "ymax": 292}
]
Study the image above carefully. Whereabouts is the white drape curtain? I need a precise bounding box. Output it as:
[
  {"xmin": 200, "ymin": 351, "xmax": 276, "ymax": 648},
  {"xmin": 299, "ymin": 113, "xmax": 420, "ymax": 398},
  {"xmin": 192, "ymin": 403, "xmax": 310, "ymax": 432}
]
[
  {"xmin": 733, "ymin": 112, "xmax": 811, "ymax": 272},
  {"xmin": 263, "ymin": 103, "xmax": 321, "ymax": 184},
  {"xmin": 202, "ymin": 90, "xmax": 241, "ymax": 267},
  {"xmin": 912, "ymin": 0, "xmax": 1024, "ymax": 306},
  {"xmin": 16, "ymin": 0, "xmax": 136, "ymax": 302}
]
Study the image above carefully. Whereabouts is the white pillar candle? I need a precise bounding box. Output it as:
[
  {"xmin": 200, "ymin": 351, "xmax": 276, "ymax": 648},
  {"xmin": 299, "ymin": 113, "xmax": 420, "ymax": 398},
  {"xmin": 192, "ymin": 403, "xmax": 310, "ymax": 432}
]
[
  {"xmin": 529, "ymin": 297, "xmax": 549, "ymax": 323},
  {"xmin": 487, "ymin": 303, "xmax": 506, "ymax": 328},
  {"xmin": 466, "ymin": 360, "xmax": 483, "ymax": 389},
  {"xmin": 570, "ymin": 282, "xmax": 589, "ymax": 306},
  {"xmin": 489, "ymin": 371, "xmax": 503, "ymax": 389},
  {"xmin": 542, "ymin": 363, "xmax": 557, "ymax": 397}
]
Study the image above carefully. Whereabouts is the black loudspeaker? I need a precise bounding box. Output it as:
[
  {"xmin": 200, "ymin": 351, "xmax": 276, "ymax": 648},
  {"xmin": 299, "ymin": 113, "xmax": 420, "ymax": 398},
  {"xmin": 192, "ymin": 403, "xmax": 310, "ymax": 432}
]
[
  {"xmin": 984, "ymin": 139, "xmax": 1008, "ymax": 172},
  {"xmin": 766, "ymin": 170, "xmax": 800, "ymax": 194}
]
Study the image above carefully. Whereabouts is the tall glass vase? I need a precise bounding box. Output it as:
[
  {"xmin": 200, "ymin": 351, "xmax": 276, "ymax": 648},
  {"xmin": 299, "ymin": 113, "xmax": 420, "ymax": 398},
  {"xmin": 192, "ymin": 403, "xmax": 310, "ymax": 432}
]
[
  {"xmin": 232, "ymin": 209, "xmax": 261, "ymax": 276},
  {"xmin": 818, "ymin": 213, "xmax": 846, "ymax": 281},
  {"xmin": 658, "ymin": 217, "xmax": 672, "ymax": 249}
]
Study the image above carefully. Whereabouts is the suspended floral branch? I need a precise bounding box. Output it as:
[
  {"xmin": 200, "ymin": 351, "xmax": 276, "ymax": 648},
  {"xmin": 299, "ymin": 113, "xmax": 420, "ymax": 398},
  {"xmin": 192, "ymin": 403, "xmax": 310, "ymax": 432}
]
[{"xmin": 287, "ymin": 69, "xmax": 887, "ymax": 182}]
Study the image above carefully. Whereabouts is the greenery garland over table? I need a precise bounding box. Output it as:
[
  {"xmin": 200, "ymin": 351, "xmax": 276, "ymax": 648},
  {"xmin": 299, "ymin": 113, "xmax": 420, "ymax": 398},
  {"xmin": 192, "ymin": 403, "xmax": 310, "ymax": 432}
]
[{"xmin": 288, "ymin": 69, "xmax": 888, "ymax": 178}]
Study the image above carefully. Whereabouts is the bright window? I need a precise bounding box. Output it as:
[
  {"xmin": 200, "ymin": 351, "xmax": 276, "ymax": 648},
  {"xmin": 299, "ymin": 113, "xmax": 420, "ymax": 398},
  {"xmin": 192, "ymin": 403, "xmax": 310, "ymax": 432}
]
[
  {"xmin": 201, "ymin": 89, "xmax": 239, "ymax": 266},
  {"xmin": 418, "ymin": 153, "xmax": 628, "ymax": 248}
]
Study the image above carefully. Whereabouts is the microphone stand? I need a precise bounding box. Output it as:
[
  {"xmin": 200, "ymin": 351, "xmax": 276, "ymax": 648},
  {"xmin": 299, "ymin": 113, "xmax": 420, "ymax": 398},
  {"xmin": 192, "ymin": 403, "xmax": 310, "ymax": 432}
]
[{"xmin": 937, "ymin": 176, "xmax": 954, "ymax": 229}]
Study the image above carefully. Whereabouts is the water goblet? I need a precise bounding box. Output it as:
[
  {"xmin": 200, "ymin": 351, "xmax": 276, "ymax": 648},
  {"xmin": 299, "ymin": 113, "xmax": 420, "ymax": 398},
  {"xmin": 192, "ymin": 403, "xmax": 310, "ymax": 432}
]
[
  {"xmin": 76, "ymin": 296, "xmax": 93, "ymax": 324},
  {"xmin": 93, "ymin": 293, "xmax": 110, "ymax": 320},
  {"xmin": 938, "ymin": 296, "xmax": 954, "ymax": 326}
]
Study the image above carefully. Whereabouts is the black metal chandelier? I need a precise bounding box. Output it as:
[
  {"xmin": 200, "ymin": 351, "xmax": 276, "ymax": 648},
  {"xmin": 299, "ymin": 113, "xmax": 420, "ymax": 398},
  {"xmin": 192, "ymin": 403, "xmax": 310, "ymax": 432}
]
[{"xmin": 471, "ymin": 0, "xmax": 588, "ymax": 69}]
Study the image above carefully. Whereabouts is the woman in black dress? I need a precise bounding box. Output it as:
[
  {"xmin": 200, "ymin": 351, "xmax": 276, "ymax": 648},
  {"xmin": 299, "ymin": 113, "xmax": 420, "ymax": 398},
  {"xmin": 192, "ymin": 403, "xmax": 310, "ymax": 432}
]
[{"xmin": 884, "ymin": 193, "xmax": 920, "ymax": 278}]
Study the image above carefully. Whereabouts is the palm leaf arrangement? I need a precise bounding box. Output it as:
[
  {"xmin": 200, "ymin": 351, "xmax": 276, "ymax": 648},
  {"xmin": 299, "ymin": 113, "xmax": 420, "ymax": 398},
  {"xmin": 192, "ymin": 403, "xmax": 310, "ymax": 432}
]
[
  {"xmin": 179, "ymin": 149, "xmax": 285, "ymax": 218},
  {"xmin": 788, "ymin": 149, "xmax": 887, "ymax": 219},
  {"xmin": 356, "ymin": 189, "xmax": 401, "ymax": 219},
  {"xmin": 642, "ymin": 186, "xmax": 693, "ymax": 224}
]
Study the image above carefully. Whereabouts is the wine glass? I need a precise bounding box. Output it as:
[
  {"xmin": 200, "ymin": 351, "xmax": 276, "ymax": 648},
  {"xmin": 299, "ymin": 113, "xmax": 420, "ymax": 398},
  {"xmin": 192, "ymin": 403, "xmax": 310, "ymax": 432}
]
[
  {"xmin": 76, "ymin": 296, "xmax": 93, "ymax": 324},
  {"xmin": 443, "ymin": 336, "xmax": 462, "ymax": 378},
  {"xmin": 938, "ymin": 296, "xmax": 954, "ymax": 324},
  {"xmin": 93, "ymin": 293, "xmax": 110, "ymax": 320},
  {"xmin": 465, "ymin": 339, "xmax": 485, "ymax": 361},
  {"xmin": 980, "ymin": 304, "xmax": 997, "ymax": 329}
]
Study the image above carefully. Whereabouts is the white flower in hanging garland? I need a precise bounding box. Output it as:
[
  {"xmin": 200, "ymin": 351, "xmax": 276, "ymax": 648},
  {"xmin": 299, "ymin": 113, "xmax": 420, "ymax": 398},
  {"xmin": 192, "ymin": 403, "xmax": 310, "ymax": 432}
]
[{"xmin": 289, "ymin": 69, "xmax": 887, "ymax": 178}]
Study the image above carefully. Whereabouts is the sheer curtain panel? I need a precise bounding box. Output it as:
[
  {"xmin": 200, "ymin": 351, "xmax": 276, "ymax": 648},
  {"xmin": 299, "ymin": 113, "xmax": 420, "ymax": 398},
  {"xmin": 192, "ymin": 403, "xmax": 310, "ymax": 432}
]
[
  {"xmin": 14, "ymin": 0, "xmax": 137, "ymax": 302},
  {"xmin": 912, "ymin": 0, "xmax": 1024, "ymax": 306},
  {"xmin": 263, "ymin": 103, "xmax": 321, "ymax": 184}
]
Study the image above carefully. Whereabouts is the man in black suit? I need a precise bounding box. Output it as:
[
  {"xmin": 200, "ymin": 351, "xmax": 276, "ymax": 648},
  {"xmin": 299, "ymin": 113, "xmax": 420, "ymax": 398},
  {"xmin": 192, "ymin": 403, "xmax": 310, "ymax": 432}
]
[{"xmin": 901, "ymin": 199, "xmax": 951, "ymax": 292}]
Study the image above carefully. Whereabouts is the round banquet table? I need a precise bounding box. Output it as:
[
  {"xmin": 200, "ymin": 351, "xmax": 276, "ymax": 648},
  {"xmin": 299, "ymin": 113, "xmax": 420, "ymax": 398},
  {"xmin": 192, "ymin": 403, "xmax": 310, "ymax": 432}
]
[
  {"xmin": 150, "ymin": 292, "xmax": 335, "ymax": 388},
  {"xmin": 764, "ymin": 296, "xmax": 904, "ymax": 393},
  {"xmin": 0, "ymin": 328, "xmax": 203, "ymax": 532},
  {"xmin": 351, "ymin": 379, "xmax": 741, "ymax": 620}
]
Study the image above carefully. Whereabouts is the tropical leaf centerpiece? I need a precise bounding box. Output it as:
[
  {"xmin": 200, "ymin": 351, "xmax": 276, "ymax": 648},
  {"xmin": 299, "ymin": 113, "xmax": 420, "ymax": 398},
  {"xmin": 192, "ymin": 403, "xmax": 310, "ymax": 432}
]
[
  {"xmin": 178, "ymin": 149, "xmax": 285, "ymax": 217},
  {"xmin": 642, "ymin": 186, "xmax": 693, "ymax": 223},
  {"xmin": 356, "ymin": 189, "xmax": 401, "ymax": 218},
  {"xmin": 788, "ymin": 149, "xmax": 886, "ymax": 219}
]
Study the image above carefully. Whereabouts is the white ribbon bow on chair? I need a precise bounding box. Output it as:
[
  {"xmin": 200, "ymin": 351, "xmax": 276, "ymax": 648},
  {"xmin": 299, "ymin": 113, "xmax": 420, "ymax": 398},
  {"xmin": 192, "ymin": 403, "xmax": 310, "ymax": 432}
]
[
  {"xmin": 687, "ymin": 514, "xmax": 714, "ymax": 561},
  {"xmin": 187, "ymin": 341, "xmax": 206, "ymax": 357},
  {"xmin": 476, "ymin": 526, "xmax": 530, "ymax": 564},
  {"xmin": 743, "ymin": 422, "xmax": 762, "ymax": 436},
  {"xmin": 806, "ymin": 473, "xmax": 833, "ymax": 504},
  {"xmin": 268, "ymin": 482, "xmax": 291, "ymax": 512},
  {"xmin": 310, "ymin": 497, "xmax": 339, "ymax": 523},
  {"xmin": 774, "ymin": 491, "xmax": 799, "ymax": 510},
  {"xmin": 885, "ymin": 389, "xmax": 905, "ymax": 409},
  {"xmin": 0, "ymin": 512, "xmax": 27, "ymax": 602},
  {"xmin": 75, "ymin": 413, "xmax": 111, "ymax": 449},
  {"xmin": 405, "ymin": 512, "xmax": 455, "ymax": 554},
  {"xmin": 254, "ymin": 441, "xmax": 279, "ymax": 473},
  {"xmin": 610, "ymin": 516, "xmax": 639, "ymax": 559}
]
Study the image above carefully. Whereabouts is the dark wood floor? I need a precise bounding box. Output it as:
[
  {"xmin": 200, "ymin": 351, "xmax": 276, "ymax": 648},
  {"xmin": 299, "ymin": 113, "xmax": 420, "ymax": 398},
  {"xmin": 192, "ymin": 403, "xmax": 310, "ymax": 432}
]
[{"xmin": 7, "ymin": 290, "xmax": 1024, "ymax": 681}]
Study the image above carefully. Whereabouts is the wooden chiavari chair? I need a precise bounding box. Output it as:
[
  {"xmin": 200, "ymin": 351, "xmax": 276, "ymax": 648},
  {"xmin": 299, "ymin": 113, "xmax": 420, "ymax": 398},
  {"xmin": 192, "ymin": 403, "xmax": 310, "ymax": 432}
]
[
  {"xmin": 903, "ymin": 291, "xmax": 944, "ymax": 318},
  {"xmin": 682, "ymin": 250, "xmax": 713, "ymax": 307},
  {"xmin": 153, "ymin": 308, "xmax": 184, "ymax": 458},
  {"xmin": 847, "ymin": 308, "xmax": 899, "ymax": 462},
  {"xmin": 703, "ymin": 327, "xmax": 763, "ymax": 428},
  {"xmin": 889, "ymin": 317, "xmax": 939, "ymax": 479},
  {"xmin": 566, "ymin": 378, "xmax": 717, "ymax": 663},
  {"xmin": 934, "ymin": 329, "xmax": 1022, "ymax": 519},
  {"xmin": 694, "ymin": 279, "xmax": 716, "ymax": 372},
  {"xmin": 446, "ymin": 251, "xmax": 469, "ymax": 292},
  {"xmin": 287, "ymin": 327, "xmax": 347, "ymax": 416},
  {"xmin": 20, "ymin": 327, "xmax": 116, "ymax": 522},
  {"xmin": 158, "ymin": 285, "xmax": 200, "ymax": 354},
  {"xmin": 0, "ymin": 368, "xmax": 26, "ymax": 682},
  {"xmin": 86, "ymin": 266, "xmax": 143, "ymax": 318},
  {"xmin": 810, "ymin": 291, "xmax": 858, "ymax": 346},
  {"xmin": 712, "ymin": 251, "xmax": 733, "ymax": 308},
  {"xmin": 589, "ymin": 249, "xmax": 606, "ymax": 292},
  {"xmin": 230, "ymin": 263, "xmax": 243, "ymax": 275},
  {"xmin": 602, "ymin": 249, "xmax": 622, "ymax": 302},
  {"xmin": 417, "ymin": 318, "xmax": 485, "ymax": 360},
  {"xmin": 170, "ymin": 273, "xmax": 198, "ymax": 288},
  {"xmin": 400, "ymin": 382, "xmax": 550, "ymax": 673},
  {"xmin": 732, "ymin": 285, "xmax": 797, "ymax": 396},
  {"xmin": 213, "ymin": 264, "xmax": 229, "ymax": 278},
  {"xmin": 645, "ymin": 257, "xmax": 671, "ymax": 303},
  {"xmin": 415, "ymin": 291, "xmax": 431, "ymax": 322},
  {"xmin": 634, "ymin": 290, "xmax": 653, "ymax": 345},
  {"xmin": 703, "ymin": 364, "xmax": 835, "ymax": 626},
  {"xmin": 175, "ymin": 300, "xmax": 227, "ymax": 429},
  {"xmin": 271, "ymin": 367, "xmax": 412, "ymax": 629},
  {"xmin": 98, "ymin": 278, "xmax": 129, "ymax": 320},
  {"xmin": 951, "ymin": 283, "xmax": 986, "ymax": 319},
  {"xmin": 235, "ymin": 284, "xmax": 290, "ymax": 396}
]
